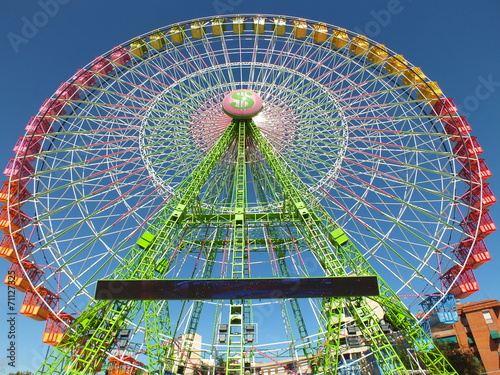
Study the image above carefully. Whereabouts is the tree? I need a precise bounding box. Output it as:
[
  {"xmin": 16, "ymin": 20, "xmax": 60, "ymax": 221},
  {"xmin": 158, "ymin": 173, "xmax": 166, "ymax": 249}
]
[
  {"xmin": 436, "ymin": 342, "xmax": 485, "ymax": 375},
  {"xmin": 8, "ymin": 372, "xmax": 34, "ymax": 375}
]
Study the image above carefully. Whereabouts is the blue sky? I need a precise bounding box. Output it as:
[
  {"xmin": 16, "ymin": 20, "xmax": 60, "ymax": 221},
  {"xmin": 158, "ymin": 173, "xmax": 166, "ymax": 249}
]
[{"xmin": 0, "ymin": 0, "xmax": 499, "ymax": 372}]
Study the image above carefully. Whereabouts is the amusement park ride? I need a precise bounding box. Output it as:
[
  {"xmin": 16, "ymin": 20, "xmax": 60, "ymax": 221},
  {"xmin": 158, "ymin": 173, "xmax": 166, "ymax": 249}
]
[{"xmin": 1, "ymin": 14, "xmax": 496, "ymax": 375}]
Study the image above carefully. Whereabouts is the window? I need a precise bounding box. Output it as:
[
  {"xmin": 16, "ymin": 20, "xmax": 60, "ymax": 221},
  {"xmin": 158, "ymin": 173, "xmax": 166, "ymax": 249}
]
[
  {"xmin": 437, "ymin": 335, "xmax": 458, "ymax": 344},
  {"xmin": 483, "ymin": 310, "xmax": 494, "ymax": 324}
]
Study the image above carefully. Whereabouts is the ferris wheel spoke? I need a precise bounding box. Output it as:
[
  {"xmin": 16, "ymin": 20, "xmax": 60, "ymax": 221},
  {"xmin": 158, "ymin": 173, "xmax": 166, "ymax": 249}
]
[
  {"xmin": 33, "ymin": 179, "xmax": 168, "ymax": 265},
  {"xmin": 337, "ymin": 148, "xmax": 457, "ymax": 196},
  {"xmin": 97, "ymin": 67, "xmax": 200, "ymax": 115},
  {"xmin": 322, "ymin": 176, "xmax": 448, "ymax": 255},
  {"xmin": 336, "ymin": 165, "xmax": 456, "ymax": 224},
  {"xmin": 31, "ymin": 155, "xmax": 146, "ymax": 202},
  {"xmin": 316, "ymin": 187, "xmax": 442, "ymax": 290}
]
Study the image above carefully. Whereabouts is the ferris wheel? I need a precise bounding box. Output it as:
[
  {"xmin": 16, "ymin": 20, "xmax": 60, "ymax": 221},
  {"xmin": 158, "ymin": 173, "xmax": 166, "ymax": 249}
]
[{"xmin": 1, "ymin": 14, "xmax": 496, "ymax": 375}]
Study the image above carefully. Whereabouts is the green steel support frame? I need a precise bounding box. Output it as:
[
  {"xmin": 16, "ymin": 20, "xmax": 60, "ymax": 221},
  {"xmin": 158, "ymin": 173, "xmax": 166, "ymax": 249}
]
[
  {"xmin": 35, "ymin": 117, "xmax": 459, "ymax": 375},
  {"xmin": 36, "ymin": 121, "xmax": 239, "ymax": 374},
  {"xmin": 225, "ymin": 120, "xmax": 250, "ymax": 374},
  {"xmin": 247, "ymin": 119, "xmax": 458, "ymax": 375}
]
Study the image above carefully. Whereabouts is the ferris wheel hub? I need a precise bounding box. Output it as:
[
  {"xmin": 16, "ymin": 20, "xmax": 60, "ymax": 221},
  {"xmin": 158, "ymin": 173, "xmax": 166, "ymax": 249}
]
[{"xmin": 222, "ymin": 89, "xmax": 263, "ymax": 119}]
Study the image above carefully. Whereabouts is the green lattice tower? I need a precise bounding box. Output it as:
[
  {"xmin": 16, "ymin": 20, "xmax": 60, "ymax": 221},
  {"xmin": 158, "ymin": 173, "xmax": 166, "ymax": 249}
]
[{"xmin": 35, "ymin": 90, "xmax": 459, "ymax": 375}]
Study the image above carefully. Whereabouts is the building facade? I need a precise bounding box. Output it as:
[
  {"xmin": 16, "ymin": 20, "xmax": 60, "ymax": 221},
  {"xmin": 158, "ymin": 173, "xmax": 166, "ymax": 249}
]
[{"xmin": 431, "ymin": 299, "xmax": 500, "ymax": 374}]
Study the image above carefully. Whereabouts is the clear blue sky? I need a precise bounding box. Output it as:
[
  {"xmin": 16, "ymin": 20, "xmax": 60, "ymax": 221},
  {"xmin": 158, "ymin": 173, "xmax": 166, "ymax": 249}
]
[{"xmin": 1, "ymin": 0, "xmax": 499, "ymax": 372}]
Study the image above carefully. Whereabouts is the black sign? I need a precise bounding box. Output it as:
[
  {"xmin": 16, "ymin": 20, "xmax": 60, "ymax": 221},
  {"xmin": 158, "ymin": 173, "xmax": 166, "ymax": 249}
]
[{"xmin": 95, "ymin": 276, "xmax": 379, "ymax": 300}]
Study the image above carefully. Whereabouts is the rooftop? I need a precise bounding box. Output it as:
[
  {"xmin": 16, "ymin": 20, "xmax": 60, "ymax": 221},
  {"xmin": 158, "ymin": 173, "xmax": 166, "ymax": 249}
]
[{"xmin": 457, "ymin": 299, "xmax": 500, "ymax": 313}]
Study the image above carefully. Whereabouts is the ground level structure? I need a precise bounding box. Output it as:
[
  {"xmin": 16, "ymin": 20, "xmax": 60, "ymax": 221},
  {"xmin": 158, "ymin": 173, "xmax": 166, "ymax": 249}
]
[{"xmin": 431, "ymin": 299, "xmax": 500, "ymax": 374}]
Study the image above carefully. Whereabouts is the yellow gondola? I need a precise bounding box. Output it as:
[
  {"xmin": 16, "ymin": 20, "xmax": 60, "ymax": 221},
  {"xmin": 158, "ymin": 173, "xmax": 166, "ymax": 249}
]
[
  {"xmin": 150, "ymin": 31, "xmax": 166, "ymax": 50},
  {"xmin": 416, "ymin": 81, "xmax": 443, "ymax": 104},
  {"xmin": 170, "ymin": 25, "xmax": 185, "ymax": 44},
  {"xmin": 232, "ymin": 17, "xmax": 246, "ymax": 34},
  {"xmin": 253, "ymin": 17, "xmax": 266, "ymax": 34},
  {"xmin": 331, "ymin": 28, "xmax": 349, "ymax": 49},
  {"xmin": 402, "ymin": 67, "xmax": 427, "ymax": 85},
  {"xmin": 350, "ymin": 35, "xmax": 369, "ymax": 56},
  {"xmin": 367, "ymin": 44, "xmax": 388, "ymax": 64},
  {"xmin": 273, "ymin": 18, "xmax": 286, "ymax": 36},
  {"xmin": 212, "ymin": 18, "xmax": 226, "ymax": 36},
  {"xmin": 293, "ymin": 19, "xmax": 308, "ymax": 39},
  {"xmin": 312, "ymin": 23, "xmax": 328, "ymax": 43},
  {"xmin": 385, "ymin": 55, "xmax": 407, "ymax": 75},
  {"xmin": 129, "ymin": 39, "xmax": 147, "ymax": 58},
  {"xmin": 191, "ymin": 21, "xmax": 205, "ymax": 39}
]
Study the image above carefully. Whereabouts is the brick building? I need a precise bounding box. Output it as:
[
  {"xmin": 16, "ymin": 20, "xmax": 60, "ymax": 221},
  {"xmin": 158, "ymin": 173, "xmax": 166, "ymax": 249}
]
[{"xmin": 431, "ymin": 299, "xmax": 500, "ymax": 374}]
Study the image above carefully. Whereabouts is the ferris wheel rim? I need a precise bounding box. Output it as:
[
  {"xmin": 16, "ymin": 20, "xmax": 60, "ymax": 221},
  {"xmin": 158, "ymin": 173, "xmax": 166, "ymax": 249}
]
[
  {"xmin": 11, "ymin": 15, "xmax": 474, "ymax": 306},
  {"xmin": 1, "ymin": 14, "xmax": 493, "ymax": 370}
]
